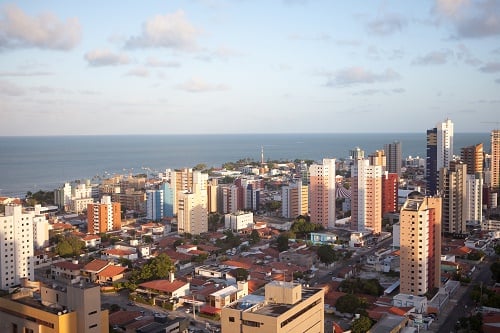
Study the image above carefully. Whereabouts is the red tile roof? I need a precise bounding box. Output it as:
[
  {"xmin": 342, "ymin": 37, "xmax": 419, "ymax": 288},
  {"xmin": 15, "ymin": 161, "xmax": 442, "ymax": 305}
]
[
  {"xmin": 103, "ymin": 248, "xmax": 136, "ymax": 256},
  {"xmin": 52, "ymin": 261, "xmax": 82, "ymax": 270},
  {"xmin": 99, "ymin": 265, "xmax": 127, "ymax": 278},
  {"xmin": 222, "ymin": 260, "xmax": 252, "ymax": 270},
  {"xmin": 83, "ymin": 259, "xmax": 110, "ymax": 272},
  {"xmin": 109, "ymin": 310, "xmax": 143, "ymax": 325},
  {"xmin": 139, "ymin": 279, "xmax": 188, "ymax": 293}
]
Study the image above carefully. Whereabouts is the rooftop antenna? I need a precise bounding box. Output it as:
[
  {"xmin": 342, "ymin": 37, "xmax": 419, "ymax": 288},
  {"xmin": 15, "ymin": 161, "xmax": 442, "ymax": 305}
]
[{"xmin": 261, "ymin": 146, "xmax": 264, "ymax": 165}]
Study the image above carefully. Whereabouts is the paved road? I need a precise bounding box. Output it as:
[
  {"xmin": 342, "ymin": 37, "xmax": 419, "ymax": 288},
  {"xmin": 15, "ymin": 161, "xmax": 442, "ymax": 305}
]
[{"xmin": 426, "ymin": 256, "xmax": 494, "ymax": 333}]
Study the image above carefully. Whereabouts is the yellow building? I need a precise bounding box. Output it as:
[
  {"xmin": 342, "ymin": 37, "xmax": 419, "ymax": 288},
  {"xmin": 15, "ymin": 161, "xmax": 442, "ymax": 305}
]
[
  {"xmin": 221, "ymin": 281, "xmax": 324, "ymax": 333},
  {"xmin": 399, "ymin": 193, "xmax": 441, "ymax": 296},
  {"xmin": 0, "ymin": 281, "xmax": 108, "ymax": 333}
]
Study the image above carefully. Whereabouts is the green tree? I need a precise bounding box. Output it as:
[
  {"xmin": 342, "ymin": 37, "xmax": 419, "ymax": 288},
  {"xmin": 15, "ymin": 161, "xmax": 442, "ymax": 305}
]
[
  {"xmin": 491, "ymin": 262, "xmax": 500, "ymax": 282},
  {"xmin": 54, "ymin": 235, "xmax": 85, "ymax": 258},
  {"xmin": 193, "ymin": 163, "xmax": 207, "ymax": 171},
  {"xmin": 150, "ymin": 253, "xmax": 175, "ymax": 280},
  {"xmin": 335, "ymin": 294, "xmax": 362, "ymax": 314},
  {"xmin": 351, "ymin": 316, "xmax": 372, "ymax": 333},
  {"xmin": 55, "ymin": 241, "xmax": 74, "ymax": 257},
  {"xmin": 234, "ymin": 268, "xmax": 249, "ymax": 281},
  {"xmin": 208, "ymin": 213, "xmax": 222, "ymax": 232},
  {"xmin": 317, "ymin": 245, "xmax": 337, "ymax": 265},
  {"xmin": 276, "ymin": 234, "xmax": 289, "ymax": 252},
  {"xmin": 249, "ymin": 230, "xmax": 260, "ymax": 245}
]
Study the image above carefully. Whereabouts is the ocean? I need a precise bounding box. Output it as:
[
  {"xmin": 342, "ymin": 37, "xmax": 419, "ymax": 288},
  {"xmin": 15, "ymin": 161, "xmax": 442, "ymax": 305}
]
[{"xmin": 0, "ymin": 133, "xmax": 490, "ymax": 198}]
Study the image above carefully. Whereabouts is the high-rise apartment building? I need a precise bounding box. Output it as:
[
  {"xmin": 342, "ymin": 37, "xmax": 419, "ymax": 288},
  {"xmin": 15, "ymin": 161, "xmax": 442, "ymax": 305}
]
[
  {"xmin": 384, "ymin": 141, "xmax": 402, "ymax": 176},
  {"xmin": 282, "ymin": 180, "xmax": 309, "ymax": 219},
  {"xmin": 461, "ymin": 143, "xmax": 484, "ymax": 175},
  {"xmin": 368, "ymin": 150, "xmax": 386, "ymax": 170},
  {"xmin": 145, "ymin": 182, "xmax": 174, "ymax": 221},
  {"xmin": 207, "ymin": 178, "xmax": 219, "ymax": 213},
  {"xmin": 54, "ymin": 182, "xmax": 72, "ymax": 211},
  {"xmin": 0, "ymin": 205, "xmax": 38, "ymax": 290},
  {"xmin": 87, "ymin": 195, "xmax": 121, "ymax": 235},
  {"xmin": 439, "ymin": 163, "xmax": 467, "ymax": 235},
  {"xmin": 218, "ymin": 184, "xmax": 243, "ymax": 214},
  {"xmin": 426, "ymin": 119, "xmax": 454, "ymax": 195},
  {"xmin": 166, "ymin": 168, "xmax": 209, "ymax": 216},
  {"xmin": 491, "ymin": 130, "xmax": 500, "ymax": 191},
  {"xmin": 465, "ymin": 172, "xmax": 483, "ymax": 225},
  {"xmin": 146, "ymin": 189, "xmax": 164, "ymax": 221},
  {"xmin": 399, "ymin": 193, "xmax": 441, "ymax": 296},
  {"xmin": 351, "ymin": 158, "xmax": 383, "ymax": 233},
  {"xmin": 309, "ymin": 158, "xmax": 336, "ymax": 229},
  {"xmin": 177, "ymin": 190, "xmax": 208, "ymax": 235},
  {"xmin": 382, "ymin": 172, "xmax": 399, "ymax": 215}
]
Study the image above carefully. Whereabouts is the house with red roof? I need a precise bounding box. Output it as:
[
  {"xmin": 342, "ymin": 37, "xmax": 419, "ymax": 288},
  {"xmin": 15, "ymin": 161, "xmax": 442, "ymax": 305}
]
[
  {"xmin": 81, "ymin": 259, "xmax": 123, "ymax": 284},
  {"xmin": 51, "ymin": 260, "xmax": 83, "ymax": 283},
  {"xmin": 82, "ymin": 234, "xmax": 101, "ymax": 248},
  {"xmin": 137, "ymin": 278, "xmax": 190, "ymax": 303},
  {"xmin": 101, "ymin": 245, "xmax": 138, "ymax": 261}
]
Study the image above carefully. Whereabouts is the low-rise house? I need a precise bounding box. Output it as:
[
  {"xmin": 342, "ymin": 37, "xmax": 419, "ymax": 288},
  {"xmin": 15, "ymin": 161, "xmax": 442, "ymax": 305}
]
[
  {"xmin": 209, "ymin": 280, "xmax": 249, "ymax": 309},
  {"xmin": 97, "ymin": 265, "xmax": 127, "ymax": 285},
  {"xmin": 51, "ymin": 260, "xmax": 83, "ymax": 283},
  {"xmin": 101, "ymin": 245, "xmax": 138, "ymax": 261},
  {"xmin": 137, "ymin": 278, "xmax": 190, "ymax": 305},
  {"xmin": 195, "ymin": 265, "xmax": 237, "ymax": 285},
  {"xmin": 82, "ymin": 234, "xmax": 101, "ymax": 248},
  {"xmin": 279, "ymin": 248, "xmax": 317, "ymax": 267}
]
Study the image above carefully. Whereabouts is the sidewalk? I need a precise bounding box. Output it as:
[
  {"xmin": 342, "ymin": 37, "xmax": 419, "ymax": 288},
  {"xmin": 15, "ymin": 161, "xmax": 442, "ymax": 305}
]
[{"xmin": 423, "ymin": 282, "xmax": 471, "ymax": 332}]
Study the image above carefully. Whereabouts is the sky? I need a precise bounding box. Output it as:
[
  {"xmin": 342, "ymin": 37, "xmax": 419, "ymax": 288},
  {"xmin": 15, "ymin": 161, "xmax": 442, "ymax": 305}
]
[{"xmin": 0, "ymin": 0, "xmax": 499, "ymax": 136}]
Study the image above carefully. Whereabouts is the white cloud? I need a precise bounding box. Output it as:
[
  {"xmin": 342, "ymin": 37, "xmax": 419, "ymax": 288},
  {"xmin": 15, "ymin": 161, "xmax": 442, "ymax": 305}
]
[
  {"xmin": 126, "ymin": 67, "xmax": 150, "ymax": 77},
  {"xmin": 84, "ymin": 49, "xmax": 130, "ymax": 66},
  {"xmin": 176, "ymin": 77, "xmax": 228, "ymax": 92},
  {"xmin": 0, "ymin": 71, "xmax": 53, "ymax": 77},
  {"xmin": 366, "ymin": 13, "xmax": 407, "ymax": 36},
  {"xmin": 433, "ymin": 0, "xmax": 500, "ymax": 38},
  {"xmin": 412, "ymin": 50, "xmax": 452, "ymax": 65},
  {"xmin": 125, "ymin": 10, "xmax": 201, "ymax": 50},
  {"xmin": 479, "ymin": 62, "xmax": 500, "ymax": 73},
  {"xmin": 456, "ymin": 44, "xmax": 482, "ymax": 66},
  {"xmin": 145, "ymin": 57, "xmax": 181, "ymax": 68},
  {"xmin": 326, "ymin": 67, "xmax": 401, "ymax": 86},
  {"xmin": 0, "ymin": 4, "xmax": 81, "ymax": 50},
  {"xmin": 0, "ymin": 80, "xmax": 25, "ymax": 96}
]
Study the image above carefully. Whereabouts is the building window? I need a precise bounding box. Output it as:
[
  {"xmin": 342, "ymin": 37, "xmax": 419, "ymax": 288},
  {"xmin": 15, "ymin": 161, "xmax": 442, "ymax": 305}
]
[{"xmin": 229, "ymin": 317, "xmax": 235, "ymax": 322}]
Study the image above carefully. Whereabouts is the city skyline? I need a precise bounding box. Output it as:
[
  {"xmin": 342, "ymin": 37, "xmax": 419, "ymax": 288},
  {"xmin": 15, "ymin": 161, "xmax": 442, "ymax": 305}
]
[{"xmin": 1, "ymin": 0, "xmax": 500, "ymax": 136}]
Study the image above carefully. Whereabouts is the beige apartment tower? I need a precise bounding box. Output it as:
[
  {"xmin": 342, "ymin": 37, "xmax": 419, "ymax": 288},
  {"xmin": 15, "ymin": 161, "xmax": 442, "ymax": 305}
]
[
  {"xmin": 351, "ymin": 158, "xmax": 383, "ymax": 234},
  {"xmin": 492, "ymin": 130, "xmax": 500, "ymax": 191},
  {"xmin": 399, "ymin": 193, "xmax": 441, "ymax": 296},
  {"xmin": 281, "ymin": 180, "xmax": 308, "ymax": 219},
  {"xmin": 221, "ymin": 281, "xmax": 324, "ymax": 333},
  {"xmin": 309, "ymin": 158, "xmax": 336, "ymax": 228}
]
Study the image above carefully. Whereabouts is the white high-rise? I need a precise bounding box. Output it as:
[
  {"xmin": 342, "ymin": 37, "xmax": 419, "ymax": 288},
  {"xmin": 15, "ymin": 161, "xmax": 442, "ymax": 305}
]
[
  {"xmin": 0, "ymin": 205, "xmax": 37, "ymax": 290},
  {"xmin": 465, "ymin": 173, "xmax": 483, "ymax": 225},
  {"xmin": 437, "ymin": 119, "xmax": 454, "ymax": 171}
]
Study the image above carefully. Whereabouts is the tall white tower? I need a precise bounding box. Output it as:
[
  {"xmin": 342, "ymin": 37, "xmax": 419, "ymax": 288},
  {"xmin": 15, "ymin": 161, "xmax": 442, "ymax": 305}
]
[
  {"xmin": 0, "ymin": 205, "xmax": 35, "ymax": 290},
  {"xmin": 437, "ymin": 119, "xmax": 454, "ymax": 171}
]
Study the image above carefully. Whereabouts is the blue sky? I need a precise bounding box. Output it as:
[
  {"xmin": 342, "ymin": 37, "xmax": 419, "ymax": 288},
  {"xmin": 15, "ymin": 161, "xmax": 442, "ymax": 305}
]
[{"xmin": 1, "ymin": 0, "xmax": 499, "ymax": 135}]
